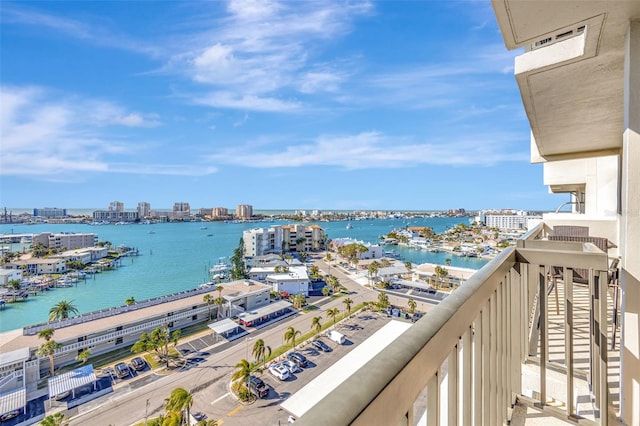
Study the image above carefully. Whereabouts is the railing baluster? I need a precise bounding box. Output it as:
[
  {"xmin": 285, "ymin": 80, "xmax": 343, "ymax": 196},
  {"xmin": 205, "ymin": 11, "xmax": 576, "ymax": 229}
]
[
  {"xmin": 473, "ymin": 315, "xmax": 483, "ymax": 426},
  {"xmin": 598, "ymin": 270, "xmax": 608, "ymax": 426},
  {"xmin": 482, "ymin": 304, "xmax": 490, "ymax": 426},
  {"xmin": 496, "ymin": 283, "xmax": 504, "ymax": 424},
  {"xmin": 462, "ymin": 327, "xmax": 472, "ymax": 426},
  {"xmin": 539, "ymin": 265, "xmax": 547, "ymax": 407},
  {"xmin": 426, "ymin": 372, "xmax": 439, "ymax": 426},
  {"xmin": 564, "ymin": 267, "xmax": 575, "ymax": 418},
  {"xmin": 590, "ymin": 269, "xmax": 600, "ymax": 408},
  {"xmin": 510, "ymin": 266, "xmax": 522, "ymax": 406},
  {"xmin": 490, "ymin": 292, "xmax": 497, "ymax": 425},
  {"xmin": 448, "ymin": 345, "xmax": 458, "ymax": 425}
]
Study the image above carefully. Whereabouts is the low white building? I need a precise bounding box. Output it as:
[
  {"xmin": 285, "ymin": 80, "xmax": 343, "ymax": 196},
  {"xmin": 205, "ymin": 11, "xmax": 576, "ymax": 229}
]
[
  {"xmin": 266, "ymin": 266, "xmax": 309, "ymax": 296},
  {"xmin": 0, "ymin": 268, "xmax": 22, "ymax": 285}
]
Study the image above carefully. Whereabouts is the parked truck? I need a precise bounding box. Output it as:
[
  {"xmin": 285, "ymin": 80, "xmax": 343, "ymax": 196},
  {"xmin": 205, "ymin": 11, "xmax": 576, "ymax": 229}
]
[{"xmin": 326, "ymin": 330, "xmax": 346, "ymax": 345}]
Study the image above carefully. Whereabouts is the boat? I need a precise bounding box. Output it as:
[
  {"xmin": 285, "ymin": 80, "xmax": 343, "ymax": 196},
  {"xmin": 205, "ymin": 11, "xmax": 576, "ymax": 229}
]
[
  {"xmin": 206, "ymin": 234, "xmax": 213, "ymax": 237},
  {"xmin": 209, "ymin": 259, "xmax": 229, "ymax": 281},
  {"xmin": 200, "ymin": 226, "xmax": 208, "ymax": 230},
  {"xmin": 346, "ymin": 223, "xmax": 353, "ymax": 230}
]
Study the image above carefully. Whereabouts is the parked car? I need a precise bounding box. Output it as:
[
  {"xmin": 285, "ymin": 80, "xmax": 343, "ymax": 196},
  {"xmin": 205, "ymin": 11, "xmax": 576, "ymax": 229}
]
[
  {"xmin": 54, "ymin": 390, "xmax": 71, "ymax": 401},
  {"xmin": 248, "ymin": 375, "xmax": 270, "ymax": 399},
  {"xmin": 326, "ymin": 330, "xmax": 346, "ymax": 345},
  {"xmin": 312, "ymin": 339, "xmax": 332, "ymax": 352},
  {"xmin": 0, "ymin": 409, "xmax": 20, "ymax": 422},
  {"xmin": 114, "ymin": 362, "xmax": 130, "ymax": 378},
  {"xmin": 281, "ymin": 360, "xmax": 301, "ymax": 374},
  {"xmin": 131, "ymin": 357, "xmax": 146, "ymax": 371},
  {"xmin": 411, "ymin": 312, "xmax": 422, "ymax": 323},
  {"xmin": 269, "ymin": 363, "xmax": 291, "ymax": 381},
  {"xmin": 287, "ymin": 352, "xmax": 308, "ymax": 368}
]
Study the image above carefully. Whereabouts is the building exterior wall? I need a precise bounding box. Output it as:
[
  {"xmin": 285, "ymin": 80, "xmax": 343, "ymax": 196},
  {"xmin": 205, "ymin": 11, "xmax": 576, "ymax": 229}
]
[
  {"xmin": 243, "ymin": 227, "xmax": 283, "ymax": 257},
  {"xmin": 33, "ymin": 208, "xmax": 67, "ymax": 218},
  {"xmin": 92, "ymin": 210, "xmax": 139, "ymax": 222}
]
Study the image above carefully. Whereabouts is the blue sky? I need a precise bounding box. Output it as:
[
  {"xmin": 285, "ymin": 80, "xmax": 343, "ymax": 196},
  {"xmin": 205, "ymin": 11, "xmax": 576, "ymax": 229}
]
[{"xmin": 1, "ymin": 1, "xmax": 563, "ymax": 212}]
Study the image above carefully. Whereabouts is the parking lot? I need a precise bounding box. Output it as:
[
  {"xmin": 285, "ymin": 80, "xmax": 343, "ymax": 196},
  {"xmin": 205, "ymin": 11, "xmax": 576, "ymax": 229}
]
[{"xmin": 190, "ymin": 311, "xmax": 396, "ymax": 426}]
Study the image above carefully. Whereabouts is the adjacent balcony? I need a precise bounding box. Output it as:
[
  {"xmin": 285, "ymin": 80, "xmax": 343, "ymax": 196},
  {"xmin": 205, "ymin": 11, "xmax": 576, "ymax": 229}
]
[{"xmin": 297, "ymin": 223, "xmax": 621, "ymax": 425}]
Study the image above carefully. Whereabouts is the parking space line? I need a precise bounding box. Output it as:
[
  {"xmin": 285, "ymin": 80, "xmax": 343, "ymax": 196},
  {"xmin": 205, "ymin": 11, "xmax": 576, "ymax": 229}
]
[
  {"xmin": 211, "ymin": 392, "xmax": 230, "ymax": 405},
  {"xmin": 227, "ymin": 405, "xmax": 242, "ymax": 417}
]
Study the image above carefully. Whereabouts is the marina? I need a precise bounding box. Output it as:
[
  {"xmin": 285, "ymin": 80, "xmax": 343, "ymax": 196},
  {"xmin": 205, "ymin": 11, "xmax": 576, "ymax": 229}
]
[{"xmin": 0, "ymin": 217, "xmax": 487, "ymax": 332}]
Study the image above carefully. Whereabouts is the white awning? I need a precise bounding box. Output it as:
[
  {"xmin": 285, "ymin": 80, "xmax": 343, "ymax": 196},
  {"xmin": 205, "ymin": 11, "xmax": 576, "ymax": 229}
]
[
  {"xmin": 0, "ymin": 388, "xmax": 25, "ymax": 415},
  {"xmin": 48, "ymin": 364, "xmax": 96, "ymax": 397},
  {"xmin": 236, "ymin": 300, "xmax": 292, "ymax": 323},
  {"xmin": 207, "ymin": 318, "xmax": 239, "ymax": 335},
  {"xmin": 281, "ymin": 320, "xmax": 412, "ymax": 418}
]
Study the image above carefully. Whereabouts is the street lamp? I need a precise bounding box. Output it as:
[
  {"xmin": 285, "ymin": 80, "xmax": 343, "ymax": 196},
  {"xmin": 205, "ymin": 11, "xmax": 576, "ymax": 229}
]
[{"xmin": 144, "ymin": 398, "xmax": 149, "ymax": 426}]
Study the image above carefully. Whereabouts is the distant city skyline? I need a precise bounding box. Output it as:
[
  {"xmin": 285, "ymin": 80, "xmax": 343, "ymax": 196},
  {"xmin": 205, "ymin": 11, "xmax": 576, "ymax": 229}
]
[{"xmin": 1, "ymin": 1, "xmax": 564, "ymax": 211}]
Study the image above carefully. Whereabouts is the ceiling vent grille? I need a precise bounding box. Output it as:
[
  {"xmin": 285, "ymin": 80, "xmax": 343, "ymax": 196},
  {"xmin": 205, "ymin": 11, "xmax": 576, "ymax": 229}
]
[{"xmin": 532, "ymin": 25, "xmax": 587, "ymax": 51}]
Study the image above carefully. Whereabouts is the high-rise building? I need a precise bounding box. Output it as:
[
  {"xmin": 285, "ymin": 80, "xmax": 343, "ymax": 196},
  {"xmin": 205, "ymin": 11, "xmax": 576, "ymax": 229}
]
[
  {"xmin": 235, "ymin": 204, "xmax": 253, "ymax": 220},
  {"xmin": 212, "ymin": 207, "xmax": 229, "ymax": 219},
  {"xmin": 108, "ymin": 201, "xmax": 124, "ymax": 212},
  {"xmin": 137, "ymin": 202, "xmax": 151, "ymax": 219}
]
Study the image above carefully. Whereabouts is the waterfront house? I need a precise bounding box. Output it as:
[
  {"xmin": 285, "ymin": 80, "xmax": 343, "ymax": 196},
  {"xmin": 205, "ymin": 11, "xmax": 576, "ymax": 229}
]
[{"xmin": 296, "ymin": 2, "xmax": 640, "ymax": 425}]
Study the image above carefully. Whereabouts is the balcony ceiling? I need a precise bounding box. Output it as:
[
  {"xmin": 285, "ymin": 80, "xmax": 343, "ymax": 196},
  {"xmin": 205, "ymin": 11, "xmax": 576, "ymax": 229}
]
[{"xmin": 492, "ymin": 1, "xmax": 640, "ymax": 161}]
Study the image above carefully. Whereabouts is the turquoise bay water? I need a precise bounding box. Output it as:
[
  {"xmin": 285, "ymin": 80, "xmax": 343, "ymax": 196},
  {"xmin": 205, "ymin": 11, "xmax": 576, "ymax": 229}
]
[{"xmin": 0, "ymin": 217, "xmax": 487, "ymax": 331}]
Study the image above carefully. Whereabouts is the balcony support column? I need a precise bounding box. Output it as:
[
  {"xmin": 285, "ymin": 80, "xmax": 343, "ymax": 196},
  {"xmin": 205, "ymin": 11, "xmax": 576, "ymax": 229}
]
[{"xmin": 620, "ymin": 18, "xmax": 640, "ymax": 426}]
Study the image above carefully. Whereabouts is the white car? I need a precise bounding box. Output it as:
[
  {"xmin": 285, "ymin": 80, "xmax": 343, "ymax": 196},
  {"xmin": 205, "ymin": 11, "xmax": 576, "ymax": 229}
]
[
  {"xmin": 269, "ymin": 363, "xmax": 291, "ymax": 381},
  {"xmin": 281, "ymin": 360, "xmax": 301, "ymax": 374}
]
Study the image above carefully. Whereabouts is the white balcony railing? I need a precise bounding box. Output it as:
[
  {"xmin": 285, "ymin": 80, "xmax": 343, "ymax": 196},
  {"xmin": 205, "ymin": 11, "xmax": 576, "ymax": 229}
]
[{"xmin": 297, "ymin": 223, "xmax": 616, "ymax": 426}]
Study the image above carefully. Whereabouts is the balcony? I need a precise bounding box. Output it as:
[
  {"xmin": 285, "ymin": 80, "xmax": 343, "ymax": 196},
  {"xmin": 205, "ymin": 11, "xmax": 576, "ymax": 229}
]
[{"xmin": 297, "ymin": 223, "xmax": 621, "ymax": 425}]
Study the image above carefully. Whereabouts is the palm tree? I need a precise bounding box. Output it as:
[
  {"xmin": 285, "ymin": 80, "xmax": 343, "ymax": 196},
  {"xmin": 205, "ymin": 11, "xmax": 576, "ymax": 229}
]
[
  {"xmin": 232, "ymin": 358, "xmax": 253, "ymax": 398},
  {"xmin": 326, "ymin": 307, "xmax": 340, "ymax": 327},
  {"xmin": 165, "ymin": 387, "xmax": 193, "ymax": 425},
  {"xmin": 377, "ymin": 292, "xmax": 390, "ymax": 310},
  {"xmin": 76, "ymin": 348, "xmax": 91, "ymax": 364},
  {"xmin": 342, "ymin": 297, "xmax": 353, "ymax": 316},
  {"xmin": 203, "ymin": 294, "xmax": 214, "ymax": 320},
  {"xmin": 252, "ymin": 339, "xmax": 271, "ymax": 365},
  {"xmin": 284, "ymin": 326, "xmax": 302, "ymax": 350},
  {"xmin": 407, "ymin": 298, "xmax": 417, "ymax": 314},
  {"xmin": 216, "ymin": 285, "xmax": 223, "ymax": 299},
  {"xmin": 311, "ymin": 316, "xmax": 322, "ymax": 337},
  {"xmin": 367, "ymin": 261, "xmax": 380, "ymax": 285},
  {"xmin": 125, "ymin": 296, "xmax": 135, "ymax": 306},
  {"xmin": 49, "ymin": 300, "xmax": 78, "ymax": 321},
  {"xmin": 321, "ymin": 286, "xmax": 331, "ymax": 297},
  {"xmin": 37, "ymin": 340, "xmax": 61, "ymax": 377},
  {"xmin": 38, "ymin": 327, "xmax": 55, "ymax": 342},
  {"xmin": 214, "ymin": 296, "xmax": 224, "ymax": 319}
]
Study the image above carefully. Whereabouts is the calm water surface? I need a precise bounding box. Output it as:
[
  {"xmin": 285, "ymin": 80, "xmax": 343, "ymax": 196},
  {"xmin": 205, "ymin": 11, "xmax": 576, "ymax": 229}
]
[{"xmin": 0, "ymin": 217, "xmax": 487, "ymax": 331}]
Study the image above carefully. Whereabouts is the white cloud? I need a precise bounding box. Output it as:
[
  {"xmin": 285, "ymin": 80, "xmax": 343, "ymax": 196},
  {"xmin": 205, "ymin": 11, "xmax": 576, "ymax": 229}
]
[
  {"xmin": 194, "ymin": 92, "xmax": 302, "ymax": 113},
  {"xmin": 207, "ymin": 130, "xmax": 528, "ymax": 169},
  {"xmin": 2, "ymin": 3, "xmax": 164, "ymax": 57},
  {"xmin": 167, "ymin": 1, "xmax": 373, "ymax": 112},
  {"xmin": 0, "ymin": 85, "xmax": 211, "ymax": 177}
]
